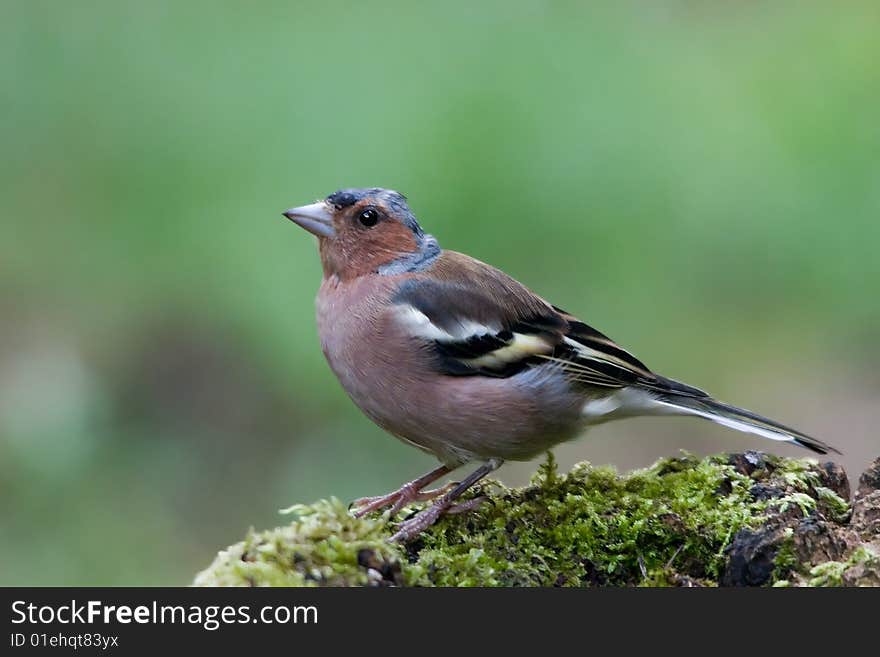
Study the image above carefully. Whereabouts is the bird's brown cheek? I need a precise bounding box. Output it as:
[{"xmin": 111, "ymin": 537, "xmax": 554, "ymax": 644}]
[
  {"xmin": 319, "ymin": 233, "xmax": 376, "ymax": 280},
  {"xmin": 373, "ymin": 223, "xmax": 420, "ymax": 254},
  {"xmin": 321, "ymin": 224, "xmax": 421, "ymax": 279}
]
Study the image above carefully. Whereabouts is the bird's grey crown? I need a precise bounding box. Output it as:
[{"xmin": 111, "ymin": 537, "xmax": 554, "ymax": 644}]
[{"xmin": 326, "ymin": 187, "xmax": 423, "ymax": 234}]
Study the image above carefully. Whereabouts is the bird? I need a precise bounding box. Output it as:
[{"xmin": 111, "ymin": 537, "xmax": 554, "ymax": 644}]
[{"xmin": 283, "ymin": 188, "xmax": 839, "ymax": 542}]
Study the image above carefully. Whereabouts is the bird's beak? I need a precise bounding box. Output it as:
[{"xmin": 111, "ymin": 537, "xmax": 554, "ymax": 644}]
[{"xmin": 282, "ymin": 202, "xmax": 335, "ymax": 238}]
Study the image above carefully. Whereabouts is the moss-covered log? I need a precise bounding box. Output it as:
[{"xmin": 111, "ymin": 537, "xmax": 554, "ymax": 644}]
[{"xmin": 194, "ymin": 452, "xmax": 880, "ymax": 587}]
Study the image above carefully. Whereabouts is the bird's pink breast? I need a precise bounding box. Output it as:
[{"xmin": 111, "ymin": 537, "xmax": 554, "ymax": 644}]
[{"xmin": 315, "ymin": 275, "xmax": 586, "ymax": 466}]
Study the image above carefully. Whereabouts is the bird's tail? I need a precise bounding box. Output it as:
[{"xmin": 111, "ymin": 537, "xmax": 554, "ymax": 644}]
[{"xmin": 652, "ymin": 391, "xmax": 839, "ymax": 455}]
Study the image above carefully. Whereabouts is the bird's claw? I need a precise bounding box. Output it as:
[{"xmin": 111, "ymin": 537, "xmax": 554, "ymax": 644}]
[
  {"xmin": 444, "ymin": 495, "xmax": 488, "ymax": 515},
  {"xmin": 388, "ymin": 495, "xmax": 488, "ymax": 542},
  {"xmin": 350, "ymin": 481, "xmax": 459, "ymax": 518}
]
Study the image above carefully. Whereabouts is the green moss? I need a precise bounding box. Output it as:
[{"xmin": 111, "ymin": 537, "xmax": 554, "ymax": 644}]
[
  {"xmin": 193, "ymin": 452, "xmax": 835, "ymax": 587},
  {"xmin": 194, "ymin": 498, "xmax": 402, "ymax": 587},
  {"xmin": 807, "ymin": 560, "xmax": 849, "ymax": 587},
  {"xmin": 770, "ymin": 492, "xmax": 816, "ymax": 517},
  {"xmin": 808, "ymin": 547, "xmax": 880, "ymax": 587},
  {"xmin": 406, "ymin": 454, "xmax": 762, "ymax": 586},
  {"xmin": 813, "ymin": 486, "xmax": 850, "ymax": 522},
  {"xmin": 772, "ymin": 527, "xmax": 797, "ymax": 583}
]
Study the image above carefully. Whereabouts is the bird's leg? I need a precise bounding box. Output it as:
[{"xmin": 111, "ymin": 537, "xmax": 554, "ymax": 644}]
[
  {"xmin": 350, "ymin": 464, "xmax": 451, "ymax": 518},
  {"xmin": 390, "ymin": 459, "xmax": 503, "ymax": 543}
]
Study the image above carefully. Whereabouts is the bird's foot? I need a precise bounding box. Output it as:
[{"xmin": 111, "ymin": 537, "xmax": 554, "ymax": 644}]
[
  {"xmin": 389, "ymin": 459, "xmax": 502, "ymax": 542},
  {"xmin": 389, "ymin": 495, "xmax": 488, "ymax": 542},
  {"xmin": 444, "ymin": 496, "xmax": 488, "ymax": 515},
  {"xmin": 350, "ymin": 481, "xmax": 458, "ymax": 518}
]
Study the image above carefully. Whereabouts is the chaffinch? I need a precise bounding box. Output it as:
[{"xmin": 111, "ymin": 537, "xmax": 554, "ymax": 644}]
[{"xmin": 283, "ymin": 188, "xmax": 838, "ymax": 542}]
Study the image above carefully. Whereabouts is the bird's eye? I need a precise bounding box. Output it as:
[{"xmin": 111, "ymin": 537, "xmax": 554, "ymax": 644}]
[{"xmin": 358, "ymin": 208, "xmax": 379, "ymax": 227}]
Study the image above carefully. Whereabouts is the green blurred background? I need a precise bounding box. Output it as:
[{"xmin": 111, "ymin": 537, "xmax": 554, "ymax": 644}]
[{"xmin": 1, "ymin": 1, "xmax": 878, "ymax": 585}]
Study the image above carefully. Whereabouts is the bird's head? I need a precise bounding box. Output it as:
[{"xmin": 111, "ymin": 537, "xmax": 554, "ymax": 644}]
[{"xmin": 283, "ymin": 188, "xmax": 439, "ymax": 280}]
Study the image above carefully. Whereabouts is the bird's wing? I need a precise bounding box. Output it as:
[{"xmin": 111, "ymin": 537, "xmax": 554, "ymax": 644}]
[
  {"xmin": 550, "ymin": 305, "xmax": 709, "ymax": 396},
  {"xmin": 391, "ymin": 251, "xmax": 692, "ymax": 392},
  {"xmin": 391, "ymin": 273, "xmax": 565, "ymax": 378},
  {"xmin": 390, "ymin": 251, "xmax": 838, "ymax": 456}
]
